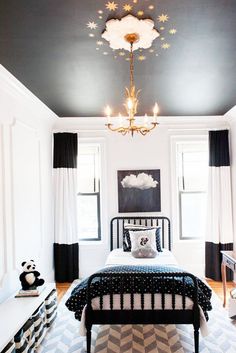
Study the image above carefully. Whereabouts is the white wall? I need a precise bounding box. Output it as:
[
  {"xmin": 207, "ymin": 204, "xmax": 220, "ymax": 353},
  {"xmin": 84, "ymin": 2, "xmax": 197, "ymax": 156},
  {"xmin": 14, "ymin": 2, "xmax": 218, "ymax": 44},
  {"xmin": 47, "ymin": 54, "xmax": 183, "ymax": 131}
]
[
  {"xmin": 54, "ymin": 116, "xmax": 228, "ymax": 278},
  {"xmin": 0, "ymin": 65, "xmax": 58, "ymax": 302},
  {"xmin": 225, "ymin": 105, "xmax": 236, "ymax": 250}
]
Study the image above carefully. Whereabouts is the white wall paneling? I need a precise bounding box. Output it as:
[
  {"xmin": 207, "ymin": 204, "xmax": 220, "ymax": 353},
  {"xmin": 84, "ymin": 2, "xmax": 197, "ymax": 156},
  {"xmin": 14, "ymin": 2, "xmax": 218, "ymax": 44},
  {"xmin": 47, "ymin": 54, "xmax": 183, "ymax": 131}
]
[
  {"xmin": 0, "ymin": 125, "xmax": 6, "ymax": 285},
  {"xmin": 12, "ymin": 121, "xmax": 42, "ymax": 267},
  {"xmin": 0, "ymin": 65, "xmax": 58, "ymax": 303}
]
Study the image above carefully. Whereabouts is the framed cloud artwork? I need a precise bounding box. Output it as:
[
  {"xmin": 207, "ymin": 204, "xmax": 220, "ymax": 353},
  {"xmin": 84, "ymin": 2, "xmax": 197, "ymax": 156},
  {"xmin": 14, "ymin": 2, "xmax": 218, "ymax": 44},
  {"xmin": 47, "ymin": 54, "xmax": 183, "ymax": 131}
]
[{"xmin": 117, "ymin": 169, "xmax": 161, "ymax": 213}]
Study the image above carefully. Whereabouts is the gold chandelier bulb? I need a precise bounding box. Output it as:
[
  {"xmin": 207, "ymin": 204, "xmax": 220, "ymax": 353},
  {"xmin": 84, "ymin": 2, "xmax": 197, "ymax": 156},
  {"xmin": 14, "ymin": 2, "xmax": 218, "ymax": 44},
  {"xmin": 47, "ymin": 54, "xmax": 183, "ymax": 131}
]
[
  {"xmin": 127, "ymin": 98, "xmax": 133, "ymax": 110},
  {"xmin": 105, "ymin": 105, "xmax": 112, "ymax": 116},
  {"xmin": 153, "ymin": 102, "xmax": 159, "ymax": 116}
]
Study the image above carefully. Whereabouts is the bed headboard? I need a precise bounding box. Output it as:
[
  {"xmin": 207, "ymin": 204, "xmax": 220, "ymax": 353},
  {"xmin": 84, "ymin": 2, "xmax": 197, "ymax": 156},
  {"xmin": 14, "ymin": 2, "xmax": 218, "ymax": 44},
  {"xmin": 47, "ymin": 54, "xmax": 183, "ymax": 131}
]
[{"xmin": 110, "ymin": 216, "xmax": 171, "ymax": 252}]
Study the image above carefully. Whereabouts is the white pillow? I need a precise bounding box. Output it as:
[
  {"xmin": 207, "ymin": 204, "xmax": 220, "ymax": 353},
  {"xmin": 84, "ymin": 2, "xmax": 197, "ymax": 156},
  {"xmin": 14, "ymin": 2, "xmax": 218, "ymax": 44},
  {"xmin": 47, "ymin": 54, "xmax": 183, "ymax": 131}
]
[{"xmin": 129, "ymin": 229, "xmax": 158, "ymax": 258}]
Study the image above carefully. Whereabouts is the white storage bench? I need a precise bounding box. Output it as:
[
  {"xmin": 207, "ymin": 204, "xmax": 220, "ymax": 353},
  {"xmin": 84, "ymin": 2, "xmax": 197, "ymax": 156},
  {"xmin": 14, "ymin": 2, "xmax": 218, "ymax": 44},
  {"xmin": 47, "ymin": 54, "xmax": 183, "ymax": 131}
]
[{"xmin": 0, "ymin": 284, "xmax": 57, "ymax": 353}]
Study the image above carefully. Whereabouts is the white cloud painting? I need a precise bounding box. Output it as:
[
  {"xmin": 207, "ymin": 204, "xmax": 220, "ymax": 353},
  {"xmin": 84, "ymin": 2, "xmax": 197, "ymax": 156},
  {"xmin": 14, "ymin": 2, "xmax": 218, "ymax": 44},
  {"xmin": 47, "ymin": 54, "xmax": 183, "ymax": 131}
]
[
  {"xmin": 121, "ymin": 172, "xmax": 158, "ymax": 190},
  {"xmin": 118, "ymin": 169, "xmax": 161, "ymax": 212}
]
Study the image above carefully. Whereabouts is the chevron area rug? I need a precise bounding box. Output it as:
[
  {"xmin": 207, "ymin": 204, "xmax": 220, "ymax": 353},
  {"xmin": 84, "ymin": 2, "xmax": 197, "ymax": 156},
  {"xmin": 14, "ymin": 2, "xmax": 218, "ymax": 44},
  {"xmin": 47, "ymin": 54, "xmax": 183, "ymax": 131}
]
[{"xmin": 38, "ymin": 281, "xmax": 236, "ymax": 353}]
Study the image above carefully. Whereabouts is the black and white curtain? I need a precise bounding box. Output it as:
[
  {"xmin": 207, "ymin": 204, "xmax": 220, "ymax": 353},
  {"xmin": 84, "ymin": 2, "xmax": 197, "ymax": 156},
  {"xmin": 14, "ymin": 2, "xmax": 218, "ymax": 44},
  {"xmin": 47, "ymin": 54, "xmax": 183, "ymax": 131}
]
[
  {"xmin": 205, "ymin": 129, "xmax": 234, "ymax": 281},
  {"xmin": 53, "ymin": 133, "xmax": 79, "ymax": 282}
]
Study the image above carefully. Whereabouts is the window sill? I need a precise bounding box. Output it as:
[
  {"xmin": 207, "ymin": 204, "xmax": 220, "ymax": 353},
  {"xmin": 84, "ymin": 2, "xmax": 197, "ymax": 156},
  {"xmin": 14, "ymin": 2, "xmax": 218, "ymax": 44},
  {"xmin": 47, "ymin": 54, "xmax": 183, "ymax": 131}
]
[
  {"xmin": 173, "ymin": 238, "xmax": 204, "ymax": 244},
  {"xmin": 79, "ymin": 240, "xmax": 103, "ymax": 246}
]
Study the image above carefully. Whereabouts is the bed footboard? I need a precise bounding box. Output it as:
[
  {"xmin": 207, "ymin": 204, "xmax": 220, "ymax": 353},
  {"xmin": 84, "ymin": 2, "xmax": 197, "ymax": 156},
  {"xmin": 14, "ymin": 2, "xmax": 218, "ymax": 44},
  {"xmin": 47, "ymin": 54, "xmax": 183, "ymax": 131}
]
[{"xmin": 85, "ymin": 272, "xmax": 200, "ymax": 353}]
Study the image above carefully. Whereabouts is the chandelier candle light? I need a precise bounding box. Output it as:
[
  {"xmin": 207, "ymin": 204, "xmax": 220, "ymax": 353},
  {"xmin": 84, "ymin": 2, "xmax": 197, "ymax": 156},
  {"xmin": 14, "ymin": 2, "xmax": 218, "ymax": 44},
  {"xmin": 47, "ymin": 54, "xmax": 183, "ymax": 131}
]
[{"xmin": 105, "ymin": 33, "xmax": 159, "ymax": 136}]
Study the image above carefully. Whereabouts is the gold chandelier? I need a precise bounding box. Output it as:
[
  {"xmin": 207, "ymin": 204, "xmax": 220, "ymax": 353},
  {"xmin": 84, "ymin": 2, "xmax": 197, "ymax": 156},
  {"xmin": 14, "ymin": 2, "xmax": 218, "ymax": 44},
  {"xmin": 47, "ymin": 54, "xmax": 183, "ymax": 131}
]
[{"xmin": 105, "ymin": 33, "xmax": 159, "ymax": 136}]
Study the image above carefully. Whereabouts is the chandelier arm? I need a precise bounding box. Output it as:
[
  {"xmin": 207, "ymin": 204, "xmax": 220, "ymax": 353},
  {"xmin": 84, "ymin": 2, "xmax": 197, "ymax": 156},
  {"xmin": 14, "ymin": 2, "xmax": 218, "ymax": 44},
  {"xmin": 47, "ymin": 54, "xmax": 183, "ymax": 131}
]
[
  {"xmin": 139, "ymin": 129, "xmax": 148, "ymax": 136},
  {"xmin": 148, "ymin": 122, "xmax": 159, "ymax": 130},
  {"xmin": 139, "ymin": 122, "xmax": 158, "ymax": 132},
  {"xmin": 105, "ymin": 123, "xmax": 123, "ymax": 131},
  {"xmin": 106, "ymin": 123, "xmax": 130, "ymax": 134}
]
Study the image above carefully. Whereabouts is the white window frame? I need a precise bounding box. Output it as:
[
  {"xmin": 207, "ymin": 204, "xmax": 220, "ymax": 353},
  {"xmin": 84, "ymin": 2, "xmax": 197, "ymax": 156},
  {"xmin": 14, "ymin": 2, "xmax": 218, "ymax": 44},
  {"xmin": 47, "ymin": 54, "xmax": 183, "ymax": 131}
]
[
  {"xmin": 77, "ymin": 138, "xmax": 107, "ymax": 244},
  {"xmin": 170, "ymin": 134, "xmax": 208, "ymax": 243}
]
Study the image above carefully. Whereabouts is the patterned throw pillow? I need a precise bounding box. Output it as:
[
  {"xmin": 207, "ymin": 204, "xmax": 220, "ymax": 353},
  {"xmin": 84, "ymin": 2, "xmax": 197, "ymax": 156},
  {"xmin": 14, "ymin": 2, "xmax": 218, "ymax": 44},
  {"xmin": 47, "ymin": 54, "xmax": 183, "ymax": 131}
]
[
  {"xmin": 123, "ymin": 225, "xmax": 162, "ymax": 252},
  {"xmin": 129, "ymin": 229, "xmax": 158, "ymax": 258},
  {"xmin": 155, "ymin": 226, "xmax": 162, "ymax": 252},
  {"xmin": 123, "ymin": 225, "xmax": 149, "ymax": 251},
  {"xmin": 123, "ymin": 228, "xmax": 132, "ymax": 252}
]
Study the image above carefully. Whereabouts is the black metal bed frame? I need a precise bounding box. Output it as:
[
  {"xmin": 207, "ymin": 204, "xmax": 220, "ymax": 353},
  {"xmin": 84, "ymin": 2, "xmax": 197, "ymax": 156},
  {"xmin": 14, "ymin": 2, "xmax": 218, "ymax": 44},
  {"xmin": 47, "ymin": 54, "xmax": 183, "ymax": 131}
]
[
  {"xmin": 85, "ymin": 216, "xmax": 200, "ymax": 353},
  {"xmin": 110, "ymin": 216, "xmax": 171, "ymax": 251}
]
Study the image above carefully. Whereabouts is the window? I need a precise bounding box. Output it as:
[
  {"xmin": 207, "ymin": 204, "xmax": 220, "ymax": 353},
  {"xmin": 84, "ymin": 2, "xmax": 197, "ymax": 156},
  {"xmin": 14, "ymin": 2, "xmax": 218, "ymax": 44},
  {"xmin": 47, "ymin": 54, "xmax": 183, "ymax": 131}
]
[
  {"xmin": 77, "ymin": 144, "xmax": 101, "ymax": 241},
  {"xmin": 177, "ymin": 141, "xmax": 208, "ymax": 239}
]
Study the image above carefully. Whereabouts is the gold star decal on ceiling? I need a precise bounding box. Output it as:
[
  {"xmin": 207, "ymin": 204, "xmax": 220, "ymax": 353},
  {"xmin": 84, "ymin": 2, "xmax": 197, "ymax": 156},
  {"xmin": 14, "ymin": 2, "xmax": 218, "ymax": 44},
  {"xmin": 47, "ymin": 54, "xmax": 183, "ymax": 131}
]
[
  {"xmin": 137, "ymin": 10, "xmax": 144, "ymax": 16},
  {"xmin": 86, "ymin": 1, "xmax": 178, "ymax": 62},
  {"xmin": 162, "ymin": 43, "xmax": 170, "ymax": 49},
  {"xmin": 123, "ymin": 4, "xmax": 133, "ymax": 11},
  {"xmin": 106, "ymin": 1, "xmax": 118, "ymax": 11},
  {"xmin": 87, "ymin": 21, "xmax": 98, "ymax": 30},
  {"xmin": 138, "ymin": 55, "xmax": 146, "ymax": 61},
  {"xmin": 158, "ymin": 14, "xmax": 169, "ymax": 23}
]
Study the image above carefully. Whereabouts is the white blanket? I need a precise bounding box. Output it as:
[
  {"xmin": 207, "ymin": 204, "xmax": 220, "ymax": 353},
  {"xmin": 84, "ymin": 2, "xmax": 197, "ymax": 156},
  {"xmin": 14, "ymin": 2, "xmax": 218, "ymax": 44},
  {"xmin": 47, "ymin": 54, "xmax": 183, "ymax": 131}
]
[{"xmin": 105, "ymin": 248, "xmax": 178, "ymax": 267}]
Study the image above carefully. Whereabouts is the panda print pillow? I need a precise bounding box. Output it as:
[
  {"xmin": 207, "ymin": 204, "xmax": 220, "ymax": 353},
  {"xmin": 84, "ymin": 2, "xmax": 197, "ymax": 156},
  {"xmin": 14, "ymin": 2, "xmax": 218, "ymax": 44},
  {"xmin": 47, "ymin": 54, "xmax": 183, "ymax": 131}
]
[{"xmin": 129, "ymin": 229, "xmax": 158, "ymax": 258}]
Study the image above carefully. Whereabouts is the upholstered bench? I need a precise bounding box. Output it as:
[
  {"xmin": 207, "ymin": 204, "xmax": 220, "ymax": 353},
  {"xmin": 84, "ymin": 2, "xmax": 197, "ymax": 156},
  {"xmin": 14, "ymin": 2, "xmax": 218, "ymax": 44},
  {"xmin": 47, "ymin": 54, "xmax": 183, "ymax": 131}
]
[{"xmin": 0, "ymin": 284, "xmax": 57, "ymax": 353}]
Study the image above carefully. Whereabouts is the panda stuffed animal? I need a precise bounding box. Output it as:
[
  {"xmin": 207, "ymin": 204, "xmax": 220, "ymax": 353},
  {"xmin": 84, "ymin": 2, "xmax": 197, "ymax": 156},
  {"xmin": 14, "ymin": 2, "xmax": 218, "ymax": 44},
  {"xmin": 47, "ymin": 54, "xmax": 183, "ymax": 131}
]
[{"xmin": 20, "ymin": 260, "xmax": 45, "ymax": 290}]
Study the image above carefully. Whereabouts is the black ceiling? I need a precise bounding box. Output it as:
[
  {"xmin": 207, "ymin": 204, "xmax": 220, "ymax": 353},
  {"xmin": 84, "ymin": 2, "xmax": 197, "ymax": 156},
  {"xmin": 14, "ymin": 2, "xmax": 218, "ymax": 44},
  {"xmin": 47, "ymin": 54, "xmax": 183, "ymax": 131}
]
[{"xmin": 0, "ymin": 0, "xmax": 236, "ymax": 117}]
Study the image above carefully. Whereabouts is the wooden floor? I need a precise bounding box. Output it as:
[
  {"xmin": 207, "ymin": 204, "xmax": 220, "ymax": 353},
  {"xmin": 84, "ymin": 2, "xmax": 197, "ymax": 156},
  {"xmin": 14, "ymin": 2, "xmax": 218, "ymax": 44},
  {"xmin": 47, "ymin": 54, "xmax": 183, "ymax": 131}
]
[
  {"xmin": 56, "ymin": 282, "xmax": 71, "ymax": 302},
  {"xmin": 56, "ymin": 279, "xmax": 235, "ymax": 304},
  {"xmin": 207, "ymin": 279, "xmax": 235, "ymax": 304}
]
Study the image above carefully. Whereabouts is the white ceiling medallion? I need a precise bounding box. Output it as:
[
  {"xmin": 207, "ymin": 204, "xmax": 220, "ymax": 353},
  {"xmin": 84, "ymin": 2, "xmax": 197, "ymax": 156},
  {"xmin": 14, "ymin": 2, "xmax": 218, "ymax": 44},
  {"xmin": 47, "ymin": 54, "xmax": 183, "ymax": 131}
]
[{"xmin": 102, "ymin": 14, "xmax": 159, "ymax": 51}]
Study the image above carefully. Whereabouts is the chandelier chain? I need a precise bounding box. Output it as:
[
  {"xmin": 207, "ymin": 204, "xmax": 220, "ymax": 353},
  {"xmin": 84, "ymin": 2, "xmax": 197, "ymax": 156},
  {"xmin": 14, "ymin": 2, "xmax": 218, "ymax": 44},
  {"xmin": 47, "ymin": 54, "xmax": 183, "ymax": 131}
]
[{"xmin": 130, "ymin": 42, "xmax": 134, "ymax": 90}]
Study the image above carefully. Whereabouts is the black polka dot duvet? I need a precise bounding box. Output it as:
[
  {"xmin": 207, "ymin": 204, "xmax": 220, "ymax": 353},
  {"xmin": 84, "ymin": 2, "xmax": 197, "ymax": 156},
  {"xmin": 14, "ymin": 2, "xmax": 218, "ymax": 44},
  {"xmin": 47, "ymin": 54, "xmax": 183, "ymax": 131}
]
[{"xmin": 65, "ymin": 265, "xmax": 212, "ymax": 322}]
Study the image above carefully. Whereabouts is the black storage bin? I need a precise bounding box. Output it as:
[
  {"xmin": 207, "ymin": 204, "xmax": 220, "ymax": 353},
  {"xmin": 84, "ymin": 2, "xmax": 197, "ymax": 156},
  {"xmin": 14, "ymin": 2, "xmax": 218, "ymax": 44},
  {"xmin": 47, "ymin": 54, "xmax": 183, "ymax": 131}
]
[
  {"xmin": 32, "ymin": 303, "xmax": 46, "ymax": 347},
  {"xmin": 45, "ymin": 289, "xmax": 57, "ymax": 328},
  {"xmin": 14, "ymin": 317, "xmax": 35, "ymax": 353},
  {"xmin": 1, "ymin": 340, "xmax": 15, "ymax": 353}
]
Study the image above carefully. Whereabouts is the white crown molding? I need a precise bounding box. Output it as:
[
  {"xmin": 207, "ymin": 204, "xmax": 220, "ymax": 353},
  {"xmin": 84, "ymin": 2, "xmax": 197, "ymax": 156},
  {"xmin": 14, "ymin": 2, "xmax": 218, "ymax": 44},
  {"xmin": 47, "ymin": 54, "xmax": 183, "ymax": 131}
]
[
  {"xmin": 0, "ymin": 65, "xmax": 59, "ymax": 123},
  {"xmin": 225, "ymin": 105, "xmax": 236, "ymax": 120},
  {"xmin": 54, "ymin": 115, "xmax": 228, "ymax": 132}
]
